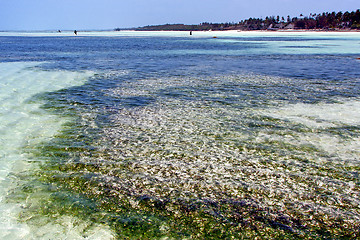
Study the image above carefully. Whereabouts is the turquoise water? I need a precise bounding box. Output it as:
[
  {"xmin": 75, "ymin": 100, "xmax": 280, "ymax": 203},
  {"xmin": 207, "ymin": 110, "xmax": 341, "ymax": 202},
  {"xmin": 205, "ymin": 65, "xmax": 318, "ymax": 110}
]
[{"xmin": 0, "ymin": 31, "xmax": 360, "ymax": 239}]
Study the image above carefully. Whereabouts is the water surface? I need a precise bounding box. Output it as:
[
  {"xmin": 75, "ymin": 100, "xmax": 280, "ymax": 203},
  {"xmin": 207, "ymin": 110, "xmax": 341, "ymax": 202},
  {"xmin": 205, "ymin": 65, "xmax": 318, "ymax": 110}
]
[{"xmin": 0, "ymin": 31, "xmax": 360, "ymax": 239}]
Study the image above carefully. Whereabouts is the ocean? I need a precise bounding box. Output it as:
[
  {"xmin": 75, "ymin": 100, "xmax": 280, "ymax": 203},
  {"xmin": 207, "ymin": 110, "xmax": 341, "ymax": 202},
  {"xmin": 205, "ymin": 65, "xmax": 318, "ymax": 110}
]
[{"xmin": 0, "ymin": 31, "xmax": 359, "ymax": 239}]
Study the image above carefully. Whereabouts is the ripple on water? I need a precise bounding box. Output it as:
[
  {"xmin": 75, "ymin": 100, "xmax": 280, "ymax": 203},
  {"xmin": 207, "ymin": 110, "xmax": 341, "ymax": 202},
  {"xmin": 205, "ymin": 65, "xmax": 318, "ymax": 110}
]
[
  {"xmin": 30, "ymin": 73, "xmax": 360, "ymax": 239},
  {"xmin": 0, "ymin": 62, "xmax": 115, "ymax": 239}
]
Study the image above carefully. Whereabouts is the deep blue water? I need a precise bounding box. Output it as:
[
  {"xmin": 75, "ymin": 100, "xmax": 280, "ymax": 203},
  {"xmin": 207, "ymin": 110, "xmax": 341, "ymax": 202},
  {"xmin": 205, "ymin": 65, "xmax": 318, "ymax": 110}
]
[
  {"xmin": 1, "ymin": 35, "xmax": 359, "ymax": 79},
  {"xmin": 1, "ymin": 34, "xmax": 359, "ymax": 107}
]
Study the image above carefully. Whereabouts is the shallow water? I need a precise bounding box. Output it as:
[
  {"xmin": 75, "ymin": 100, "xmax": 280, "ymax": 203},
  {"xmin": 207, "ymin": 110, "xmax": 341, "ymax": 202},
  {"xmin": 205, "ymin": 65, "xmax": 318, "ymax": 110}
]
[{"xmin": 0, "ymin": 31, "xmax": 360, "ymax": 239}]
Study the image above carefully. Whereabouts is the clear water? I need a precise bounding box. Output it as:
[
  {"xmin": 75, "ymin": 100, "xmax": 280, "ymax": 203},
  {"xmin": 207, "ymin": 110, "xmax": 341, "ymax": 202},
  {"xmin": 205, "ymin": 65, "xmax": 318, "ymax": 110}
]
[{"xmin": 0, "ymin": 31, "xmax": 359, "ymax": 239}]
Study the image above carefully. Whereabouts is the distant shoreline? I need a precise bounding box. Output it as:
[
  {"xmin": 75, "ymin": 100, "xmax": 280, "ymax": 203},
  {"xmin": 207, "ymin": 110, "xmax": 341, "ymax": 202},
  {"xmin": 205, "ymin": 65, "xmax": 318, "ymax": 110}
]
[
  {"xmin": 114, "ymin": 27, "xmax": 360, "ymax": 33},
  {"xmin": 116, "ymin": 9, "xmax": 360, "ymax": 32},
  {"xmin": 1, "ymin": 29, "xmax": 360, "ymax": 35},
  {"xmin": 130, "ymin": 29, "xmax": 360, "ymax": 32}
]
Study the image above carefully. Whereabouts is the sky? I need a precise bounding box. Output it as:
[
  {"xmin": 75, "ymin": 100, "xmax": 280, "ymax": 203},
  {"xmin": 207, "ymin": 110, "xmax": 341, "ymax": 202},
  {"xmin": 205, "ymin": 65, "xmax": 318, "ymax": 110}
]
[{"xmin": 0, "ymin": 0, "xmax": 359, "ymax": 31}]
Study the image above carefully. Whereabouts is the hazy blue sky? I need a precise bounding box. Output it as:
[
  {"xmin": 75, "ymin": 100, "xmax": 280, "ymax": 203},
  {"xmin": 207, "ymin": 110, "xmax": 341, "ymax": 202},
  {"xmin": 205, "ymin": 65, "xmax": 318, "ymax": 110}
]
[{"xmin": 1, "ymin": 0, "xmax": 359, "ymax": 30}]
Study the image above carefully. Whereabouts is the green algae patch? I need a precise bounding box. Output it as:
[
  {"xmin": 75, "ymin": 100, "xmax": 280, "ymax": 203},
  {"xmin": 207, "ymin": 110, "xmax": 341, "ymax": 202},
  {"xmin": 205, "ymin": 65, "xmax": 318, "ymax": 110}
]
[{"xmin": 14, "ymin": 74, "xmax": 360, "ymax": 239}]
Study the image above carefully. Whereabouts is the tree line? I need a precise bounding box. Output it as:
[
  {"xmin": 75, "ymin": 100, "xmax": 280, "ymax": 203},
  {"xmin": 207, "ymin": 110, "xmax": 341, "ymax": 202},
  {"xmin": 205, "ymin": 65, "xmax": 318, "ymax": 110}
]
[{"xmin": 115, "ymin": 9, "xmax": 360, "ymax": 31}]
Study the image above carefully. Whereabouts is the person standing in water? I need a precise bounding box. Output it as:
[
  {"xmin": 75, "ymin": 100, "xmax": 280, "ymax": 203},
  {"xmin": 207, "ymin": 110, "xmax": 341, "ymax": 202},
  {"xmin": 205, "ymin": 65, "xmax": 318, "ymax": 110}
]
[{"xmin": 74, "ymin": 30, "xmax": 77, "ymax": 35}]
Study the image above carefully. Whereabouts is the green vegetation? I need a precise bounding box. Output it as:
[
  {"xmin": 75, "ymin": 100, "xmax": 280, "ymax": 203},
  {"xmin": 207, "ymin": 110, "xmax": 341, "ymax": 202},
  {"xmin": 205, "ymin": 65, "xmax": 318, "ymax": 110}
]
[
  {"xmin": 115, "ymin": 9, "xmax": 360, "ymax": 31},
  {"xmin": 17, "ymin": 82, "xmax": 360, "ymax": 239}
]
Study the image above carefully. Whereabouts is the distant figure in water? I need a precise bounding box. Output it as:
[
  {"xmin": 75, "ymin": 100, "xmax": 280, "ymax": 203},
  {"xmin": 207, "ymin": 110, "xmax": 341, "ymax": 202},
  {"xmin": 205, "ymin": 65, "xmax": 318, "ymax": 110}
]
[
  {"xmin": 58, "ymin": 30, "xmax": 61, "ymax": 33},
  {"xmin": 190, "ymin": 31, "xmax": 192, "ymax": 35},
  {"xmin": 74, "ymin": 30, "xmax": 77, "ymax": 35}
]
